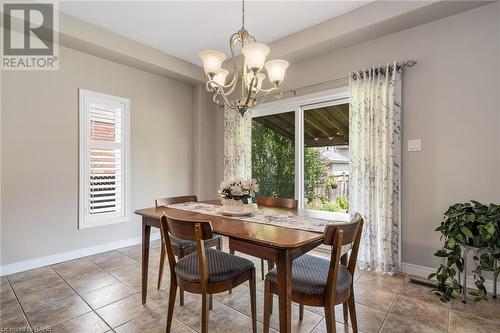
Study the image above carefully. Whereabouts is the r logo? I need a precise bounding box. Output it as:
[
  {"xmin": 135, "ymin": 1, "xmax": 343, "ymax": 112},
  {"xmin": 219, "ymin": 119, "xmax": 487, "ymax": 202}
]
[{"xmin": 3, "ymin": 3, "xmax": 54, "ymax": 56}]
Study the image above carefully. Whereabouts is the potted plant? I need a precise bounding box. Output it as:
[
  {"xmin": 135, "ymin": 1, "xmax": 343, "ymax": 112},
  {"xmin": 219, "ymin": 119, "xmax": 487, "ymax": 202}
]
[
  {"xmin": 429, "ymin": 201, "xmax": 500, "ymax": 302},
  {"xmin": 218, "ymin": 178, "xmax": 259, "ymax": 212}
]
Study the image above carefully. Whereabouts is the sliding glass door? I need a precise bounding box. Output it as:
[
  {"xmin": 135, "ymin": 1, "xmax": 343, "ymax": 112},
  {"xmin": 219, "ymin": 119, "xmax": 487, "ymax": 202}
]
[
  {"xmin": 251, "ymin": 88, "xmax": 349, "ymax": 217},
  {"xmin": 251, "ymin": 111, "xmax": 295, "ymax": 199},
  {"xmin": 302, "ymin": 101, "xmax": 349, "ymax": 213}
]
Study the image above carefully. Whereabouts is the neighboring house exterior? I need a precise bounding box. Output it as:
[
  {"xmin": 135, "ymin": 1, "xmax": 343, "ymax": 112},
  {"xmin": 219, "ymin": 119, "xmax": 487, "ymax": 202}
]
[{"xmin": 320, "ymin": 146, "xmax": 349, "ymax": 175}]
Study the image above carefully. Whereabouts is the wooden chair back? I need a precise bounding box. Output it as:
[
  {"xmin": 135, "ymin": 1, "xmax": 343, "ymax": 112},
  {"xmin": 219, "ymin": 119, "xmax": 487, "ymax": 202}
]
[
  {"xmin": 324, "ymin": 227, "xmax": 344, "ymax": 307},
  {"xmin": 323, "ymin": 213, "xmax": 364, "ymax": 304},
  {"xmin": 155, "ymin": 195, "xmax": 198, "ymax": 207},
  {"xmin": 159, "ymin": 215, "xmax": 213, "ymax": 288},
  {"xmin": 257, "ymin": 196, "xmax": 298, "ymax": 209}
]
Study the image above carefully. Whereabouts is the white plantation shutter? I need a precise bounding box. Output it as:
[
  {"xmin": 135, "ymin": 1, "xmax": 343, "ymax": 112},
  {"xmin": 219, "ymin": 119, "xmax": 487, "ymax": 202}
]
[{"xmin": 79, "ymin": 90, "xmax": 130, "ymax": 228}]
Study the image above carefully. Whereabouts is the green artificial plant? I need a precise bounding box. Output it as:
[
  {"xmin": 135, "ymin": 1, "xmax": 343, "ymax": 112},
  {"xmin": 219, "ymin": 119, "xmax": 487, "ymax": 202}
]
[{"xmin": 429, "ymin": 201, "xmax": 500, "ymax": 302}]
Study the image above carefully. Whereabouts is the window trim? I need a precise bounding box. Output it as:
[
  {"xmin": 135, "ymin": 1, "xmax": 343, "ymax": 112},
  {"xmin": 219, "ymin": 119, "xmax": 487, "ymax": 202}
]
[
  {"xmin": 78, "ymin": 89, "xmax": 131, "ymax": 229},
  {"xmin": 251, "ymin": 87, "xmax": 349, "ymax": 218}
]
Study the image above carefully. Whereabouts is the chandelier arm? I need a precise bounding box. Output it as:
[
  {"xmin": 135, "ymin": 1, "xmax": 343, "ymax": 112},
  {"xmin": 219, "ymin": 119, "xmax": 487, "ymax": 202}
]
[
  {"xmin": 208, "ymin": 80, "xmax": 239, "ymax": 110},
  {"xmin": 254, "ymin": 85, "xmax": 282, "ymax": 94},
  {"xmin": 252, "ymin": 87, "xmax": 283, "ymax": 109},
  {"xmin": 242, "ymin": 74, "xmax": 257, "ymax": 108},
  {"xmin": 220, "ymin": 33, "xmax": 241, "ymax": 95}
]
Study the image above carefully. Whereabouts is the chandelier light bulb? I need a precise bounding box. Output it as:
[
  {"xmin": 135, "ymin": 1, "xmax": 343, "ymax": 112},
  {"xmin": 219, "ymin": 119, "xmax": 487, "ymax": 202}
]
[
  {"xmin": 265, "ymin": 59, "xmax": 289, "ymax": 85},
  {"xmin": 198, "ymin": 50, "xmax": 226, "ymax": 75},
  {"xmin": 212, "ymin": 69, "xmax": 229, "ymax": 87},
  {"xmin": 246, "ymin": 72, "xmax": 265, "ymax": 90},
  {"xmin": 241, "ymin": 42, "xmax": 270, "ymax": 72}
]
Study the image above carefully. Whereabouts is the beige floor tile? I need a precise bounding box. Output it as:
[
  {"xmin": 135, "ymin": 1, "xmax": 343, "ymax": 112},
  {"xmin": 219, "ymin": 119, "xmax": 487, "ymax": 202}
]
[
  {"xmin": 398, "ymin": 278, "xmax": 449, "ymax": 308},
  {"xmin": 117, "ymin": 244, "xmax": 142, "ymax": 262},
  {"xmin": 311, "ymin": 319, "xmax": 353, "ymax": 333},
  {"xmin": 0, "ymin": 280, "xmax": 16, "ymax": 303},
  {"xmin": 9, "ymin": 272, "xmax": 66, "ymax": 298},
  {"xmin": 16, "ymin": 282, "xmax": 75, "ymax": 306},
  {"xmin": 146, "ymin": 283, "xmax": 173, "ymax": 309},
  {"xmin": 449, "ymin": 309, "xmax": 500, "ymax": 333},
  {"xmin": 112, "ymin": 265, "xmax": 159, "ymax": 292},
  {"xmin": 380, "ymin": 318, "xmax": 445, "ymax": 333},
  {"xmin": 52, "ymin": 258, "xmax": 100, "ymax": 277},
  {"xmin": 49, "ymin": 311, "xmax": 110, "ymax": 333},
  {"xmin": 96, "ymin": 293, "xmax": 158, "ymax": 328},
  {"xmin": 7, "ymin": 266, "xmax": 58, "ymax": 284},
  {"xmin": 0, "ymin": 309, "xmax": 31, "ymax": 332},
  {"xmin": 352, "ymin": 283, "xmax": 397, "ymax": 312},
  {"xmin": 450, "ymin": 293, "xmax": 500, "ymax": 322},
  {"xmin": 62, "ymin": 269, "xmax": 119, "ymax": 294},
  {"xmin": 173, "ymin": 297, "xmax": 276, "ymax": 333},
  {"xmin": 387, "ymin": 294, "xmax": 448, "ymax": 332},
  {"xmin": 335, "ymin": 303, "xmax": 386, "ymax": 333},
  {"xmin": 355, "ymin": 270, "xmax": 404, "ymax": 291},
  {"xmin": 1, "ymin": 298, "xmax": 25, "ymax": 325},
  {"xmin": 114, "ymin": 306, "xmax": 195, "ymax": 333},
  {"xmin": 23, "ymin": 294, "xmax": 91, "ymax": 327},
  {"xmin": 88, "ymin": 251, "xmax": 139, "ymax": 273},
  {"xmin": 81, "ymin": 282, "xmax": 137, "ymax": 309}
]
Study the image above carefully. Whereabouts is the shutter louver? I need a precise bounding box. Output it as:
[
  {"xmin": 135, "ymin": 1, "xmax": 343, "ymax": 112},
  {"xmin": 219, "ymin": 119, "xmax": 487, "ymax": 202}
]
[
  {"xmin": 87, "ymin": 104, "xmax": 123, "ymax": 216},
  {"xmin": 79, "ymin": 90, "xmax": 130, "ymax": 229}
]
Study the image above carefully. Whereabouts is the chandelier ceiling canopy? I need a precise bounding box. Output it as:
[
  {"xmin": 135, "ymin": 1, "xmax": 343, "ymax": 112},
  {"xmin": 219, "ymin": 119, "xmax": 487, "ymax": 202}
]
[{"xmin": 198, "ymin": 0, "xmax": 289, "ymax": 116}]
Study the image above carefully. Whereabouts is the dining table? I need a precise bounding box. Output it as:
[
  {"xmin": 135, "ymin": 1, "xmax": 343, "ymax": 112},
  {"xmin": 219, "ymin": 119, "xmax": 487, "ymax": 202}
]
[{"xmin": 134, "ymin": 199, "xmax": 348, "ymax": 333}]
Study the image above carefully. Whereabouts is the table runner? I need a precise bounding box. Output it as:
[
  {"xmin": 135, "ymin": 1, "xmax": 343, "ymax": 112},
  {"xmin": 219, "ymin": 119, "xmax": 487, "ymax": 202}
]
[{"xmin": 167, "ymin": 202, "xmax": 343, "ymax": 233}]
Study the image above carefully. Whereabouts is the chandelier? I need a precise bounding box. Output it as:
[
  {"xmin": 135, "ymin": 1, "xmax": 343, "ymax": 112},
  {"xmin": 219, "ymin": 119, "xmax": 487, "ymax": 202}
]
[{"xmin": 198, "ymin": 0, "xmax": 289, "ymax": 116}]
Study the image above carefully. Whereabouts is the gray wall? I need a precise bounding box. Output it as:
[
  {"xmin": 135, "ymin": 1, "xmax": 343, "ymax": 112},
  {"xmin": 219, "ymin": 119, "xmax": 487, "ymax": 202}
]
[
  {"xmin": 1, "ymin": 46, "xmax": 194, "ymax": 265},
  {"xmin": 216, "ymin": 3, "xmax": 500, "ymax": 269}
]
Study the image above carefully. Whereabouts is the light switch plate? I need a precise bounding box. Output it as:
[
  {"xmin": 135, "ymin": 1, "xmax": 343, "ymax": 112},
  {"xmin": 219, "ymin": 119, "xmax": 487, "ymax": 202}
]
[{"xmin": 408, "ymin": 139, "xmax": 422, "ymax": 152}]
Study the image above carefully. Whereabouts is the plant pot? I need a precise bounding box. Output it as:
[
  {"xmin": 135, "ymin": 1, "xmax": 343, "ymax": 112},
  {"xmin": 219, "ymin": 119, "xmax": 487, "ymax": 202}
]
[
  {"xmin": 468, "ymin": 235, "xmax": 482, "ymax": 247},
  {"xmin": 222, "ymin": 198, "xmax": 245, "ymax": 212}
]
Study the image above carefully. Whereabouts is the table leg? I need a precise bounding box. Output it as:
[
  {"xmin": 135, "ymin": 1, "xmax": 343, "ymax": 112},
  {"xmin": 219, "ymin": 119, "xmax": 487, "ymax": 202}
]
[
  {"xmin": 142, "ymin": 218, "xmax": 151, "ymax": 304},
  {"xmin": 275, "ymin": 249, "xmax": 292, "ymax": 333}
]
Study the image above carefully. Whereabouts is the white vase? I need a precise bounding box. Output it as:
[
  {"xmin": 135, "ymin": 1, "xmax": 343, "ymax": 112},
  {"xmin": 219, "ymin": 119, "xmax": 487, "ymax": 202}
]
[{"xmin": 222, "ymin": 198, "xmax": 245, "ymax": 212}]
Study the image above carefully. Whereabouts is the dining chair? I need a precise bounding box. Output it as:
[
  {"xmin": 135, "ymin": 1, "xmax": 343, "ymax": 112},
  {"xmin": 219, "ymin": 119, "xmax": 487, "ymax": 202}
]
[
  {"xmin": 160, "ymin": 214, "xmax": 257, "ymax": 333},
  {"xmin": 155, "ymin": 195, "xmax": 223, "ymax": 306},
  {"xmin": 229, "ymin": 196, "xmax": 298, "ymax": 280},
  {"xmin": 262, "ymin": 213, "xmax": 364, "ymax": 333}
]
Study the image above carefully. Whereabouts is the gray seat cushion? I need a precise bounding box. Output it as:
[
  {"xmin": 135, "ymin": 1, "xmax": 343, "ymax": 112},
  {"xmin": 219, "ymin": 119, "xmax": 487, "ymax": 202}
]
[
  {"xmin": 175, "ymin": 249, "xmax": 254, "ymax": 283},
  {"xmin": 266, "ymin": 254, "xmax": 352, "ymax": 295},
  {"xmin": 170, "ymin": 234, "xmax": 221, "ymax": 255}
]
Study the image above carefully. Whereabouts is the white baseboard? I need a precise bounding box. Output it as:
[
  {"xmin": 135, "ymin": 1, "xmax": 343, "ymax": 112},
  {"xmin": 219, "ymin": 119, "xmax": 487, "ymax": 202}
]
[
  {"xmin": 0, "ymin": 232, "xmax": 161, "ymax": 276},
  {"xmin": 401, "ymin": 262, "xmax": 496, "ymax": 294}
]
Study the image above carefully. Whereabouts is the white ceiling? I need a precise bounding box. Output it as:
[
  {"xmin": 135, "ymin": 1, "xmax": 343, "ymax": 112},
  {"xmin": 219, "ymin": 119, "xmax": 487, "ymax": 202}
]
[{"xmin": 59, "ymin": 1, "xmax": 369, "ymax": 65}]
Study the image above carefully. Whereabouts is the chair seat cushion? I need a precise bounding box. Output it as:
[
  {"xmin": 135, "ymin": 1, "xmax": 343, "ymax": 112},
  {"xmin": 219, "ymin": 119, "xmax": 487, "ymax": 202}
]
[
  {"xmin": 175, "ymin": 249, "xmax": 254, "ymax": 283},
  {"xmin": 266, "ymin": 254, "xmax": 352, "ymax": 295},
  {"xmin": 170, "ymin": 234, "xmax": 221, "ymax": 255}
]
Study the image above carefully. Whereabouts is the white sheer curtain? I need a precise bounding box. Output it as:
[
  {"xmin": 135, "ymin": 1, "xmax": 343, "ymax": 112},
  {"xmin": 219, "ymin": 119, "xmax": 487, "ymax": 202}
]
[
  {"xmin": 349, "ymin": 62, "xmax": 402, "ymax": 273},
  {"xmin": 223, "ymin": 107, "xmax": 252, "ymax": 180}
]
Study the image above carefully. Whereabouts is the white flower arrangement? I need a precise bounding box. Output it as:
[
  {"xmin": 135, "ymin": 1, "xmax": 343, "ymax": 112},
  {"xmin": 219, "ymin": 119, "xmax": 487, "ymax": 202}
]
[{"xmin": 218, "ymin": 178, "xmax": 260, "ymax": 204}]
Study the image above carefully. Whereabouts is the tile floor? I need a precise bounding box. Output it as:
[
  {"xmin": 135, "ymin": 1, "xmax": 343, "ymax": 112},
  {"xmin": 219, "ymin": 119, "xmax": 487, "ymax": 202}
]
[{"xmin": 1, "ymin": 239, "xmax": 499, "ymax": 333}]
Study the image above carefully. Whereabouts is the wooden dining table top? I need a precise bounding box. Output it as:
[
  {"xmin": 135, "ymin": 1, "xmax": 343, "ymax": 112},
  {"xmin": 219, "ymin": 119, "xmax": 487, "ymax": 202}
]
[{"xmin": 134, "ymin": 200, "xmax": 325, "ymax": 249}]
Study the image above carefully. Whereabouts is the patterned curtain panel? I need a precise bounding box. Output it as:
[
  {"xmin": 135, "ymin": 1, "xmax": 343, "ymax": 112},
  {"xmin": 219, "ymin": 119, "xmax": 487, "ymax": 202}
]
[
  {"xmin": 349, "ymin": 62, "xmax": 402, "ymax": 273},
  {"xmin": 223, "ymin": 107, "xmax": 252, "ymax": 180}
]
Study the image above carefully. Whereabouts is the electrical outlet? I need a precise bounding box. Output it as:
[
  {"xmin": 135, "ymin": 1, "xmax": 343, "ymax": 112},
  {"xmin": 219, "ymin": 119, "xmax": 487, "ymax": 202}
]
[{"xmin": 408, "ymin": 139, "xmax": 422, "ymax": 152}]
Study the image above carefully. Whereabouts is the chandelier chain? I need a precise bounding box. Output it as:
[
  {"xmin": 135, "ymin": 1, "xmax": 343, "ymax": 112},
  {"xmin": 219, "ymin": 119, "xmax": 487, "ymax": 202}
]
[{"xmin": 242, "ymin": 0, "xmax": 245, "ymax": 28}]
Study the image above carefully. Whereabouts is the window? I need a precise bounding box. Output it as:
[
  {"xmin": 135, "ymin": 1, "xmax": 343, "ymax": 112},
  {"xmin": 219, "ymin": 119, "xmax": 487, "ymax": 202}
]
[
  {"xmin": 79, "ymin": 89, "xmax": 131, "ymax": 229},
  {"xmin": 252, "ymin": 111, "xmax": 295, "ymax": 199},
  {"xmin": 251, "ymin": 88, "xmax": 349, "ymax": 220},
  {"xmin": 303, "ymin": 102, "xmax": 349, "ymax": 213}
]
